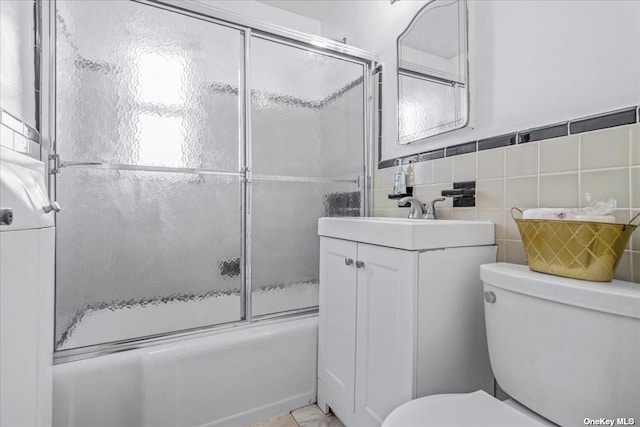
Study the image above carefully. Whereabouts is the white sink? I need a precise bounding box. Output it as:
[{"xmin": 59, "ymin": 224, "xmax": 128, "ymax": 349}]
[{"xmin": 318, "ymin": 217, "xmax": 495, "ymax": 250}]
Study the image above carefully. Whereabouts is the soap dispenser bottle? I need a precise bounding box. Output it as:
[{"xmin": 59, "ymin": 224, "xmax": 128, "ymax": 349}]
[{"xmin": 393, "ymin": 159, "xmax": 407, "ymax": 195}]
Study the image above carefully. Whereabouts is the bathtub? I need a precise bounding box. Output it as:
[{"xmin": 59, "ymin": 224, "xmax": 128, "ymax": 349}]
[{"xmin": 53, "ymin": 316, "xmax": 318, "ymax": 427}]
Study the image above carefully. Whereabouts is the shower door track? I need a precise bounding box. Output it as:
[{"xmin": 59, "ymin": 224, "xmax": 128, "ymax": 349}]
[
  {"xmin": 142, "ymin": 0, "xmax": 378, "ymax": 63},
  {"xmin": 49, "ymin": 0, "xmax": 378, "ymax": 363}
]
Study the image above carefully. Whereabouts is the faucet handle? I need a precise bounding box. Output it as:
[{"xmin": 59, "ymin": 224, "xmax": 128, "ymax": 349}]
[
  {"xmin": 441, "ymin": 181, "xmax": 476, "ymax": 207},
  {"xmin": 425, "ymin": 197, "xmax": 446, "ymax": 220}
]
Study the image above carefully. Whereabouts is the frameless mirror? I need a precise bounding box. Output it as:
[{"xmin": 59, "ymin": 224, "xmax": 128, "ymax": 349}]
[{"xmin": 397, "ymin": 0, "xmax": 468, "ymax": 144}]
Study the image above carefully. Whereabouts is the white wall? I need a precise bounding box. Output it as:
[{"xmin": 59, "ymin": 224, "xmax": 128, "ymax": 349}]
[
  {"xmin": 192, "ymin": 0, "xmax": 321, "ymax": 34},
  {"xmin": 321, "ymin": 0, "xmax": 640, "ymax": 162},
  {"xmin": 0, "ymin": 0, "xmax": 38, "ymax": 129}
]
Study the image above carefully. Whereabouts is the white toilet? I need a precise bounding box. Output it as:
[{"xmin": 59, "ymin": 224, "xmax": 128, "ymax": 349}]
[{"xmin": 383, "ymin": 262, "xmax": 640, "ymax": 427}]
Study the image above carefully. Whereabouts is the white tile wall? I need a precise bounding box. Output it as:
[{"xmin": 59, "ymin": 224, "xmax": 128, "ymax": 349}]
[
  {"xmin": 506, "ymin": 143, "xmax": 538, "ymax": 177},
  {"xmin": 13, "ymin": 133, "xmax": 28, "ymax": 152},
  {"xmin": 477, "ymin": 148, "xmax": 505, "ymax": 180},
  {"xmin": 505, "ymin": 177, "xmax": 538, "ymax": 208},
  {"xmin": 539, "ymin": 174, "xmax": 579, "ymax": 208},
  {"xmin": 504, "ymin": 240, "xmax": 527, "ymax": 264},
  {"xmin": 632, "ymin": 169, "xmax": 640, "ymax": 208},
  {"xmin": 580, "ymin": 126, "xmax": 630, "ymax": 169},
  {"xmin": 632, "ymin": 210, "xmax": 640, "ymax": 251},
  {"xmin": 452, "ymin": 152, "xmax": 477, "ymax": 182},
  {"xmin": 476, "ymin": 179, "xmax": 504, "ymax": 209},
  {"xmin": 432, "ymin": 157, "xmax": 453, "ymax": 184},
  {"xmin": 373, "ymin": 123, "xmax": 640, "ymax": 283},
  {"xmin": 632, "ymin": 126, "xmax": 640, "ymax": 166},
  {"xmin": 476, "ymin": 209, "xmax": 505, "ymax": 240},
  {"xmin": 412, "ymin": 161, "xmax": 432, "ymax": 185},
  {"xmin": 581, "ymin": 169, "xmax": 629, "ymax": 208},
  {"xmin": 616, "ymin": 251, "xmax": 632, "ymax": 282},
  {"xmin": 0, "ymin": 124, "xmax": 14, "ymax": 149},
  {"xmin": 539, "ymin": 135, "xmax": 578, "ymax": 173},
  {"xmin": 0, "ymin": 121, "xmax": 40, "ymax": 159}
]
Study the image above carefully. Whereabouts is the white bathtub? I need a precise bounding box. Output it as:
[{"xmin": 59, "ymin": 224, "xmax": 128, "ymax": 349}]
[{"xmin": 53, "ymin": 316, "xmax": 318, "ymax": 427}]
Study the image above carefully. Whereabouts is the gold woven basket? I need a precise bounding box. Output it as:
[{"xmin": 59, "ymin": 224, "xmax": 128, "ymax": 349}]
[{"xmin": 512, "ymin": 208, "xmax": 640, "ymax": 282}]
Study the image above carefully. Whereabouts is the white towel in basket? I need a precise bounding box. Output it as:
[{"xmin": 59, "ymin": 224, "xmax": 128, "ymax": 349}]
[{"xmin": 522, "ymin": 208, "xmax": 615, "ymax": 223}]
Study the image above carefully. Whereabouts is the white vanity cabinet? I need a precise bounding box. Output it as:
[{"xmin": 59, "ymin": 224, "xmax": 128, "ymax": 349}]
[
  {"xmin": 317, "ymin": 218, "xmax": 497, "ymax": 427},
  {"xmin": 318, "ymin": 238, "xmax": 416, "ymax": 427}
]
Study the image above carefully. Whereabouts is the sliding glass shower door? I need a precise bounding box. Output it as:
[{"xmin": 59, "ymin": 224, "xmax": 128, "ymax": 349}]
[
  {"xmin": 54, "ymin": 0, "xmax": 245, "ymax": 350},
  {"xmin": 249, "ymin": 37, "xmax": 364, "ymax": 317},
  {"xmin": 53, "ymin": 0, "xmax": 369, "ymax": 353}
]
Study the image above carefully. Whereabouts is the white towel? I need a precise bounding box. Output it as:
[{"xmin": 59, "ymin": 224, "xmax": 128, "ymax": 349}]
[{"xmin": 523, "ymin": 208, "xmax": 615, "ymax": 223}]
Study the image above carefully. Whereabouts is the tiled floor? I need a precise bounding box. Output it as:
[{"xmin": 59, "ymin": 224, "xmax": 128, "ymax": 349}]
[{"xmin": 249, "ymin": 404, "xmax": 344, "ymax": 427}]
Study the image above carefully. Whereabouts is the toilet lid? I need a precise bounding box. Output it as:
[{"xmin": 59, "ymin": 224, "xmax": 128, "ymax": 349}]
[{"xmin": 382, "ymin": 391, "xmax": 547, "ymax": 427}]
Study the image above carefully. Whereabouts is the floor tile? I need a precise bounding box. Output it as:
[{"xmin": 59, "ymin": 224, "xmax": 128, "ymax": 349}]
[
  {"xmin": 291, "ymin": 405, "xmax": 327, "ymax": 424},
  {"xmin": 249, "ymin": 412, "xmax": 299, "ymax": 427},
  {"xmin": 298, "ymin": 415, "xmax": 344, "ymax": 427}
]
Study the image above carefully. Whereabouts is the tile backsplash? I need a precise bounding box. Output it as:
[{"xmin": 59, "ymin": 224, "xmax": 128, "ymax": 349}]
[
  {"xmin": 373, "ymin": 122, "xmax": 640, "ymax": 283},
  {"xmin": 0, "ymin": 109, "xmax": 41, "ymax": 160}
]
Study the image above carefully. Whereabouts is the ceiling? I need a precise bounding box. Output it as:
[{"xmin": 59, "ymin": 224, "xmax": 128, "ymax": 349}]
[{"xmin": 256, "ymin": 1, "xmax": 341, "ymax": 21}]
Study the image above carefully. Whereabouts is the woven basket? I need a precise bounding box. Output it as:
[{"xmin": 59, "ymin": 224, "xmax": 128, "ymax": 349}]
[{"xmin": 512, "ymin": 208, "xmax": 640, "ymax": 282}]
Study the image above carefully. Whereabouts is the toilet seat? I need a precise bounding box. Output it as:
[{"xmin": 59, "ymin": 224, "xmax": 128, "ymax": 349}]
[{"xmin": 382, "ymin": 391, "xmax": 547, "ymax": 427}]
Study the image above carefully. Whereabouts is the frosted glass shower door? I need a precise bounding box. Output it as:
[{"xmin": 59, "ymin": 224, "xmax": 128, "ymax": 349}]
[
  {"xmin": 54, "ymin": 1, "xmax": 245, "ymax": 350},
  {"xmin": 250, "ymin": 37, "xmax": 365, "ymax": 317}
]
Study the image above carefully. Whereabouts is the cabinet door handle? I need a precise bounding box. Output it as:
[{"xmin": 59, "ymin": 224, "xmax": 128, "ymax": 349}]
[
  {"xmin": 355, "ymin": 260, "xmax": 364, "ymax": 269},
  {"xmin": 344, "ymin": 257, "xmax": 354, "ymax": 266}
]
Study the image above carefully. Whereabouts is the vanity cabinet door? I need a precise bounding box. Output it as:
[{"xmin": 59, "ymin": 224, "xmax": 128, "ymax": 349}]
[
  {"xmin": 318, "ymin": 237, "xmax": 359, "ymax": 413},
  {"xmin": 354, "ymin": 243, "xmax": 416, "ymax": 427}
]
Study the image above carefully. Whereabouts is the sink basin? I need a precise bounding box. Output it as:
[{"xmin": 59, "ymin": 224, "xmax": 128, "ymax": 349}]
[{"xmin": 318, "ymin": 217, "xmax": 495, "ymax": 250}]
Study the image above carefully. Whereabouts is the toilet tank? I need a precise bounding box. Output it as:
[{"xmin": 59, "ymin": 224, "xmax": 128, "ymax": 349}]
[{"xmin": 480, "ymin": 263, "xmax": 640, "ymax": 427}]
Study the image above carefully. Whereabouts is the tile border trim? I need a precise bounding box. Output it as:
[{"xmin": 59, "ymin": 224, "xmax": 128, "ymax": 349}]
[
  {"xmin": 1, "ymin": 108, "xmax": 41, "ymax": 160},
  {"xmin": 1, "ymin": 108, "xmax": 40, "ymax": 144},
  {"xmin": 478, "ymin": 133, "xmax": 516, "ymax": 151},
  {"xmin": 379, "ymin": 105, "xmax": 639, "ymax": 169},
  {"xmin": 569, "ymin": 107, "xmax": 636, "ymax": 135}
]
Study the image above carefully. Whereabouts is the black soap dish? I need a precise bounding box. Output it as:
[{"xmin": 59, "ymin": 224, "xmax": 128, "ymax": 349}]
[{"xmin": 388, "ymin": 187, "xmax": 413, "ymax": 199}]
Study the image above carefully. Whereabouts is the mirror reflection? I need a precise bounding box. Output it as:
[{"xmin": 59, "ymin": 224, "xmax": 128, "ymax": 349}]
[{"xmin": 397, "ymin": 0, "xmax": 468, "ymax": 144}]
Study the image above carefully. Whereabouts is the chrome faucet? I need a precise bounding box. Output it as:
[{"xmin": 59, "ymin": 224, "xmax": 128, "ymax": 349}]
[{"xmin": 398, "ymin": 197, "xmax": 445, "ymax": 219}]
